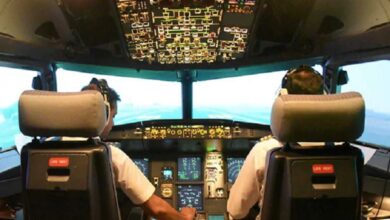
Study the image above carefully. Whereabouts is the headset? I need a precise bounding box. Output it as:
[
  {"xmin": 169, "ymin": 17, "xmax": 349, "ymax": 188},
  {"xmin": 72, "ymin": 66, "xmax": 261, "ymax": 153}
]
[
  {"xmin": 89, "ymin": 78, "xmax": 111, "ymax": 122},
  {"xmin": 281, "ymin": 65, "xmax": 327, "ymax": 94}
]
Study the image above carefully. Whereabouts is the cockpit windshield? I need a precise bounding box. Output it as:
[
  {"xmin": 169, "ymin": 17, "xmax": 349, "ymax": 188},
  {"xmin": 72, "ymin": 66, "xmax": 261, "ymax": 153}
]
[
  {"xmin": 341, "ymin": 60, "xmax": 390, "ymax": 148},
  {"xmin": 193, "ymin": 70, "xmax": 285, "ymax": 124},
  {"xmin": 56, "ymin": 68, "xmax": 182, "ymax": 125},
  {"xmin": 0, "ymin": 67, "xmax": 36, "ymax": 150},
  {"xmin": 194, "ymin": 65, "xmax": 323, "ymax": 124},
  {"xmin": 56, "ymin": 65, "xmax": 323, "ymax": 126}
]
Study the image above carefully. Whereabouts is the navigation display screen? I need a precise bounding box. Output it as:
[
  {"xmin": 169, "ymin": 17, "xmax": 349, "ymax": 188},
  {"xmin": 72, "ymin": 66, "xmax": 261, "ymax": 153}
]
[
  {"xmin": 133, "ymin": 158, "xmax": 149, "ymax": 177},
  {"xmin": 178, "ymin": 157, "xmax": 202, "ymax": 181},
  {"xmin": 177, "ymin": 185, "xmax": 203, "ymax": 211},
  {"xmin": 227, "ymin": 158, "xmax": 244, "ymax": 183}
]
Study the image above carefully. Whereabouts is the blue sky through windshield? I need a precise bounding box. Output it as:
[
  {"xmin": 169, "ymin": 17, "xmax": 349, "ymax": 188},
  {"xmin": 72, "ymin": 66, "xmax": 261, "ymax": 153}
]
[
  {"xmin": 193, "ymin": 65, "xmax": 323, "ymax": 124},
  {"xmin": 56, "ymin": 69, "xmax": 182, "ymax": 124},
  {"xmin": 341, "ymin": 60, "xmax": 390, "ymax": 148},
  {"xmin": 0, "ymin": 67, "xmax": 36, "ymax": 149}
]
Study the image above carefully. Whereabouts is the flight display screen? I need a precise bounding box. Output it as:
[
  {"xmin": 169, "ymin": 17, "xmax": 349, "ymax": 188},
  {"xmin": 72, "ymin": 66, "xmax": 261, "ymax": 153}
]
[
  {"xmin": 162, "ymin": 167, "xmax": 173, "ymax": 181},
  {"xmin": 227, "ymin": 158, "xmax": 244, "ymax": 183},
  {"xmin": 133, "ymin": 158, "xmax": 149, "ymax": 176},
  {"xmin": 177, "ymin": 185, "xmax": 203, "ymax": 211},
  {"xmin": 178, "ymin": 157, "xmax": 202, "ymax": 181}
]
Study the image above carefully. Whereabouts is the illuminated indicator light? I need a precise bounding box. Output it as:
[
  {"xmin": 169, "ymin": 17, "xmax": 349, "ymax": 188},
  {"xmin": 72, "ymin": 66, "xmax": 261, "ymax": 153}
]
[
  {"xmin": 49, "ymin": 157, "xmax": 69, "ymax": 167},
  {"xmin": 312, "ymin": 164, "xmax": 334, "ymax": 174},
  {"xmin": 206, "ymin": 143, "xmax": 217, "ymax": 152}
]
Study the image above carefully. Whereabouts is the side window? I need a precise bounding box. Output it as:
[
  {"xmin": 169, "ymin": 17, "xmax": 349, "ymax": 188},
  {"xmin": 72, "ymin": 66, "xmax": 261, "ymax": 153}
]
[
  {"xmin": 340, "ymin": 60, "xmax": 390, "ymax": 148},
  {"xmin": 0, "ymin": 67, "xmax": 37, "ymax": 149}
]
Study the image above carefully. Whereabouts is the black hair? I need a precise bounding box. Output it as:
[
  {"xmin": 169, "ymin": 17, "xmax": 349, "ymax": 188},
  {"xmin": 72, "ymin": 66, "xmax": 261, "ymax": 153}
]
[
  {"xmin": 82, "ymin": 78, "xmax": 121, "ymax": 108},
  {"xmin": 282, "ymin": 65, "xmax": 324, "ymax": 94}
]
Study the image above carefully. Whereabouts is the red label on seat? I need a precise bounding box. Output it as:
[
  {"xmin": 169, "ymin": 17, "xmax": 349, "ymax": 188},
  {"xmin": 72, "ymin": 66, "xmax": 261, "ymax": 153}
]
[
  {"xmin": 49, "ymin": 157, "xmax": 69, "ymax": 167},
  {"xmin": 312, "ymin": 164, "xmax": 334, "ymax": 174}
]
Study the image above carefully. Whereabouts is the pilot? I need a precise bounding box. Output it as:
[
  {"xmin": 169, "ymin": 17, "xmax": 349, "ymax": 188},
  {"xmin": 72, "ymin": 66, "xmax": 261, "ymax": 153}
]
[
  {"xmin": 227, "ymin": 65, "xmax": 324, "ymax": 219},
  {"xmin": 82, "ymin": 78, "xmax": 196, "ymax": 220}
]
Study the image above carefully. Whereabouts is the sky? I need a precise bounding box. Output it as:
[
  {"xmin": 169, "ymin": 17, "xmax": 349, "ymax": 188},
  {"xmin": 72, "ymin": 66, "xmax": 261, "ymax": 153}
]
[
  {"xmin": 0, "ymin": 67, "xmax": 36, "ymax": 108},
  {"xmin": 341, "ymin": 60, "xmax": 390, "ymax": 114},
  {"xmin": 194, "ymin": 70, "xmax": 286, "ymax": 108},
  {"xmin": 56, "ymin": 69, "xmax": 182, "ymax": 106}
]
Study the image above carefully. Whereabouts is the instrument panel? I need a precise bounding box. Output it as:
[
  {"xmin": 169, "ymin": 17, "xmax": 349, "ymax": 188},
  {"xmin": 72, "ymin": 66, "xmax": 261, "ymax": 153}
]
[
  {"xmin": 130, "ymin": 153, "xmax": 247, "ymax": 219},
  {"xmin": 109, "ymin": 119, "xmax": 270, "ymax": 219},
  {"xmin": 144, "ymin": 125, "xmax": 231, "ymax": 139},
  {"xmin": 115, "ymin": 0, "xmax": 259, "ymax": 64},
  {"xmin": 110, "ymin": 119, "xmax": 269, "ymax": 140}
]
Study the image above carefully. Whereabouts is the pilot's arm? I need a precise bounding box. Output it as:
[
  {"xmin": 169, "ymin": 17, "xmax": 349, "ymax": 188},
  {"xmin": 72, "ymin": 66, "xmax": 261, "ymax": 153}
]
[
  {"xmin": 227, "ymin": 138, "xmax": 281, "ymax": 219},
  {"xmin": 110, "ymin": 146, "xmax": 196, "ymax": 220},
  {"xmin": 141, "ymin": 194, "xmax": 196, "ymax": 220}
]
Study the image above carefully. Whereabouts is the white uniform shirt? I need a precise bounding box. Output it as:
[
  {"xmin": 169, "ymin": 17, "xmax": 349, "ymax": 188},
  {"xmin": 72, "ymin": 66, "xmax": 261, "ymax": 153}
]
[
  {"xmin": 110, "ymin": 145, "xmax": 155, "ymax": 205},
  {"xmin": 53, "ymin": 137, "xmax": 155, "ymax": 205},
  {"xmin": 227, "ymin": 137, "xmax": 282, "ymax": 219}
]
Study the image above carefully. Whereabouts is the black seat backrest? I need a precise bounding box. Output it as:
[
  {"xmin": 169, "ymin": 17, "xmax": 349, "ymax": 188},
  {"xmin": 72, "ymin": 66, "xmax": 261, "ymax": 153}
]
[
  {"xmin": 260, "ymin": 92, "xmax": 365, "ymax": 220},
  {"xmin": 19, "ymin": 90, "xmax": 121, "ymax": 220}
]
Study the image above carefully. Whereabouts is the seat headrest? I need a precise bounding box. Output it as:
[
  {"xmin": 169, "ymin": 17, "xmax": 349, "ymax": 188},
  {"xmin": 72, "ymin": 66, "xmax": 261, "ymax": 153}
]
[
  {"xmin": 19, "ymin": 90, "xmax": 107, "ymax": 137},
  {"xmin": 271, "ymin": 92, "xmax": 365, "ymax": 142}
]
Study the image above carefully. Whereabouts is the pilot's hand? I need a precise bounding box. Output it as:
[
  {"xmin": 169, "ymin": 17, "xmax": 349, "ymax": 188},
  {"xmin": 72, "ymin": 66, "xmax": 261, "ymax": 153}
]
[{"xmin": 180, "ymin": 207, "xmax": 196, "ymax": 220}]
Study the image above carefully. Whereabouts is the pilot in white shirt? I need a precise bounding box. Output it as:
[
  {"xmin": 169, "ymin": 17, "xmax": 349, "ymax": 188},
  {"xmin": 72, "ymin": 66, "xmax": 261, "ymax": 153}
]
[
  {"xmin": 228, "ymin": 137, "xmax": 281, "ymax": 219},
  {"xmin": 109, "ymin": 144, "xmax": 156, "ymax": 204},
  {"xmin": 53, "ymin": 137, "xmax": 155, "ymax": 205},
  {"xmin": 227, "ymin": 65, "xmax": 324, "ymax": 219},
  {"xmin": 79, "ymin": 78, "xmax": 196, "ymax": 220}
]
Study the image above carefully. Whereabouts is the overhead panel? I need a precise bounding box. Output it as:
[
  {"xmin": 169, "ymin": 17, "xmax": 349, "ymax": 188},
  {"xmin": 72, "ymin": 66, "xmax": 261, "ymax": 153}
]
[{"xmin": 116, "ymin": 0, "xmax": 258, "ymax": 64}]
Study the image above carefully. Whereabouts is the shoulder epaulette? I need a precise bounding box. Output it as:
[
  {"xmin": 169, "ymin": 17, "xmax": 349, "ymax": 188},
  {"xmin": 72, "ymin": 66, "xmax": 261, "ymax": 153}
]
[{"xmin": 260, "ymin": 135, "xmax": 273, "ymax": 142}]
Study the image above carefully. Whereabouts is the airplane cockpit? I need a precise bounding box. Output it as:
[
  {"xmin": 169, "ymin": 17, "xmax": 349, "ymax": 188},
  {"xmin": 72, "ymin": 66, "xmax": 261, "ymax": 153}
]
[{"xmin": 1, "ymin": 0, "xmax": 390, "ymax": 219}]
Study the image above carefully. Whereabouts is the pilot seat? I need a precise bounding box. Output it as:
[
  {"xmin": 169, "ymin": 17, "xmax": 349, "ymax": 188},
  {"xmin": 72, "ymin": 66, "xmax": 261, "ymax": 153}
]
[
  {"xmin": 260, "ymin": 92, "xmax": 365, "ymax": 220},
  {"xmin": 18, "ymin": 90, "xmax": 121, "ymax": 220}
]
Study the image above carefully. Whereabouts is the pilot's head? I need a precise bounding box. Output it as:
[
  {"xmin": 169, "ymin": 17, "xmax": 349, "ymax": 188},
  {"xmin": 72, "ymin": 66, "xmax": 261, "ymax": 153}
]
[
  {"xmin": 281, "ymin": 65, "xmax": 324, "ymax": 94},
  {"xmin": 82, "ymin": 78, "xmax": 121, "ymax": 139}
]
